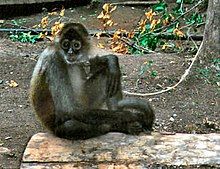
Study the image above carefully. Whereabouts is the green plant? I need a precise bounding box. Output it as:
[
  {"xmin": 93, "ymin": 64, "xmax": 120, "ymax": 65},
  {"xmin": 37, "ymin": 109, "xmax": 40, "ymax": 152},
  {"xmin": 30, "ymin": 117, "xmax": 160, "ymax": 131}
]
[
  {"xmin": 139, "ymin": 60, "xmax": 158, "ymax": 78},
  {"xmin": 128, "ymin": 0, "xmax": 205, "ymax": 54},
  {"xmin": 11, "ymin": 19, "xmax": 27, "ymax": 26},
  {"xmin": 196, "ymin": 58, "xmax": 220, "ymax": 85},
  {"xmin": 9, "ymin": 32, "xmax": 41, "ymax": 43}
]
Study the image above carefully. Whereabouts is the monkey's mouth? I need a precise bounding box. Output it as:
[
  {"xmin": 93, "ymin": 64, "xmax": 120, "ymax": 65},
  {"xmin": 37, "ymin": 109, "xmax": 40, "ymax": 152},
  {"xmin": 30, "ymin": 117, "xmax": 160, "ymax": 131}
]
[
  {"xmin": 66, "ymin": 56, "xmax": 76, "ymax": 63},
  {"xmin": 66, "ymin": 54, "xmax": 89, "ymax": 65}
]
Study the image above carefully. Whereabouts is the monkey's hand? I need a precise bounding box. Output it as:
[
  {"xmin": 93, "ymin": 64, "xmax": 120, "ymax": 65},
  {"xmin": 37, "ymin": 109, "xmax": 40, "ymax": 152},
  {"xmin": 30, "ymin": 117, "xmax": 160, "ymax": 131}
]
[{"xmin": 104, "ymin": 55, "xmax": 121, "ymax": 97}]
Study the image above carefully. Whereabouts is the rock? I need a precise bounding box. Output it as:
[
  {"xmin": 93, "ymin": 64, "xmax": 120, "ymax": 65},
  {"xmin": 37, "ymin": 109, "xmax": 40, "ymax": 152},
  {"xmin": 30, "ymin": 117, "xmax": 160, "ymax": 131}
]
[
  {"xmin": 169, "ymin": 117, "xmax": 175, "ymax": 122},
  {"xmin": 0, "ymin": 147, "xmax": 11, "ymax": 155},
  {"xmin": 173, "ymin": 113, "xmax": 177, "ymax": 117}
]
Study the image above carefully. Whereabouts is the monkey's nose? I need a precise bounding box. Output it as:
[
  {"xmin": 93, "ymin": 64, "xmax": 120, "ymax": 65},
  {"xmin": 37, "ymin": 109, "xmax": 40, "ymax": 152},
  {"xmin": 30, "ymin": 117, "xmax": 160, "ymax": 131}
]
[{"xmin": 68, "ymin": 48, "xmax": 74, "ymax": 54}]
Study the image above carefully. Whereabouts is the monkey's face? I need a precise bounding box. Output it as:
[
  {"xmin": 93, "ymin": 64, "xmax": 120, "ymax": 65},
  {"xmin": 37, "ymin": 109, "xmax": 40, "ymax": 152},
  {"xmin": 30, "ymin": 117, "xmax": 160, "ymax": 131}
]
[
  {"xmin": 59, "ymin": 25, "xmax": 90, "ymax": 65},
  {"xmin": 61, "ymin": 38, "xmax": 83, "ymax": 64}
]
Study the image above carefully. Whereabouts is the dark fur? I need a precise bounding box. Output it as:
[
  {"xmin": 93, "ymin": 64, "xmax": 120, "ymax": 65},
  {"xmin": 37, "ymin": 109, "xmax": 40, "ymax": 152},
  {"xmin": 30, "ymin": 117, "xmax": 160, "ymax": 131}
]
[{"xmin": 30, "ymin": 23, "xmax": 155, "ymax": 140}]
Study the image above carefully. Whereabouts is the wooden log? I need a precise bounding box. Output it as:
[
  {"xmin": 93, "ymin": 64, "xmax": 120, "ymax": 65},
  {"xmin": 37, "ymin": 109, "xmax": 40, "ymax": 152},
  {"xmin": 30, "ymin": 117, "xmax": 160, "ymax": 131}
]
[{"xmin": 20, "ymin": 132, "xmax": 220, "ymax": 168}]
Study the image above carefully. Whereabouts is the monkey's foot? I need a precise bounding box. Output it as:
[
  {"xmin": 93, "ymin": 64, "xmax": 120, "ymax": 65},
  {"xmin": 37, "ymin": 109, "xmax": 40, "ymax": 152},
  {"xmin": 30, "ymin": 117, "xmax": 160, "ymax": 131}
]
[{"xmin": 127, "ymin": 121, "xmax": 144, "ymax": 135}]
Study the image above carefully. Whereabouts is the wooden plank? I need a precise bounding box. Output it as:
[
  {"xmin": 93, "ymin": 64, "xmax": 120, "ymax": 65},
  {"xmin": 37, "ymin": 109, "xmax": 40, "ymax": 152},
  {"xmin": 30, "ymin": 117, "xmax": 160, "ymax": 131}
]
[
  {"xmin": 20, "ymin": 132, "xmax": 220, "ymax": 168},
  {"xmin": 0, "ymin": 0, "xmax": 66, "ymax": 5}
]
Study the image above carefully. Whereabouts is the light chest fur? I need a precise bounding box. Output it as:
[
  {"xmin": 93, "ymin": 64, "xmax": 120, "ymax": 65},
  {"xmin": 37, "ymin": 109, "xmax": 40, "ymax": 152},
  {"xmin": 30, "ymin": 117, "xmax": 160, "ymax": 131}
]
[{"xmin": 67, "ymin": 64, "xmax": 89, "ymax": 107}]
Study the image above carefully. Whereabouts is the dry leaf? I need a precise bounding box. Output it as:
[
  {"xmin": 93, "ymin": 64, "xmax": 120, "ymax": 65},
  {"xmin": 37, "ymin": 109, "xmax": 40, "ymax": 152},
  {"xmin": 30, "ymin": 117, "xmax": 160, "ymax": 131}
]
[
  {"xmin": 48, "ymin": 12, "xmax": 58, "ymax": 16},
  {"xmin": 145, "ymin": 9, "xmax": 156, "ymax": 22},
  {"xmin": 150, "ymin": 19, "xmax": 160, "ymax": 30},
  {"xmin": 60, "ymin": 8, "xmax": 65, "ymax": 17},
  {"xmin": 173, "ymin": 28, "xmax": 185, "ymax": 37},
  {"xmin": 128, "ymin": 31, "xmax": 135, "ymax": 39},
  {"xmin": 39, "ymin": 32, "xmax": 48, "ymax": 39},
  {"xmin": 8, "ymin": 80, "xmax": 18, "ymax": 88},
  {"xmin": 139, "ymin": 19, "xmax": 147, "ymax": 32},
  {"xmin": 106, "ymin": 20, "xmax": 114, "ymax": 26},
  {"xmin": 103, "ymin": 3, "xmax": 110, "ymax": 12},
  {"xmin": 97, "ymin": 43, "xmax": 105, "ymax": 49},
  {"xmin": 51, "ymin": 22, "xmax": 64, "ymax": 37},
  {"xmin": 98, "ymin": 3, "xmax": 117, "ymax": 29},
  {"xmin": 41, "ymin": 16, "xmax": 49, "ymax": 29},
  {"xmin": 97, "ymin": 11, "xmax": 105, "ymax": 19},
  {"xmin": 110, "ymin": 5, "xmax": 117, "ymax": 13},
  {"xmin": 47, "ymin": 36, "xmax": 54, "ymax": 41},
  {"xmin": 103, "ymin": 14, "xmax": 111, "ymax": 20},
  {"xmin": 95, "ymin": 32, "xmax": 103, "ymax": 39}
]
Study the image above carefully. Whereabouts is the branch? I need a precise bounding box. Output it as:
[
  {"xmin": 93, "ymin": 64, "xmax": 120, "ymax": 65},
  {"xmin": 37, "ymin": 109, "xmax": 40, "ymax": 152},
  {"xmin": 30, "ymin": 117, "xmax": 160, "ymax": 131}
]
[
  {"xmin": 120, "ymin": 37, "xmax": 157, "ymax": 53},
  {"xmin": 173, "ymin": 0, "xmax": 205, "ymax": 23},
  {"xmin": 153, "ymin": 0, "xmax": 205, "ymax": 33},
  {"xmin": 123, "ymin": 41, "xmax": 203, "ymax": 96}
]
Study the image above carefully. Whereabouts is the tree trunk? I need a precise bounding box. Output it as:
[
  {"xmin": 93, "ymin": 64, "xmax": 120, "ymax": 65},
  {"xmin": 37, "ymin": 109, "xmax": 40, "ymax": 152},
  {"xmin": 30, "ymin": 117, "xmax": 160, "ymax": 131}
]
[{"xmin": 200, "ymin": 0, "xmax": 220, "ymax": 58}]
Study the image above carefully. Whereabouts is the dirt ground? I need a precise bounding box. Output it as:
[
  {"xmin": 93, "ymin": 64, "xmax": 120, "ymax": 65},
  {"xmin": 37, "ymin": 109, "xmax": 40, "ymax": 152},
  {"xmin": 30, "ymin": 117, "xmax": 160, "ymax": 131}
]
[{"xmin": 0, "ymin": 4, "xmax": 219, "ymax": 169}]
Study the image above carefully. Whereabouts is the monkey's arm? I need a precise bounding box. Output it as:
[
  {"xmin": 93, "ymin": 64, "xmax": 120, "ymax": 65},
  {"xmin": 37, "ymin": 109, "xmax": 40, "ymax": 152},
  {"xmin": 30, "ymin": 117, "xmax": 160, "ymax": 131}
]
[
  {"xmin": 89, "ymin": 54, "xmax": 121, "ymax": 97},
  {"xmin": 30, "ymin": 52, "xmax": 57, "ymax": 131}
]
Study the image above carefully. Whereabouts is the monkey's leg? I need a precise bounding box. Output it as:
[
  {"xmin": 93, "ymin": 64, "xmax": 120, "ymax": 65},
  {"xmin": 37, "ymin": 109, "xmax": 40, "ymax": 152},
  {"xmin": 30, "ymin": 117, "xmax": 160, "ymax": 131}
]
[
  {"xmin": 80, "ymin": 109, "xmax": 145, "ymax": 135},
  {"xmin": 54, "ymin": 108, "xmax": 143, "ymax": 139},
  {"xmin": 85, "ymin": 55, "xmax": 150, "ymax": 135},
  {"xmin": 54, "ymin": 118, "xmax": 111, "ymax": 139},
  {"xmin": 117, "ymin": 98, "xmax": 155, "ymax": 131}
]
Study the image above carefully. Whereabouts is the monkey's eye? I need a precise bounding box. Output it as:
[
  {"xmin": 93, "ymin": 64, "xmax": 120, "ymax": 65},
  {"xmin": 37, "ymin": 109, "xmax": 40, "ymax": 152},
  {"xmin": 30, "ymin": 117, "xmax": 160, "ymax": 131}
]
[
  {"xmin": 73, "ymin": 40, "xmax": 81, "ymax": 50},
  {"xmin": 61, "ymin": 39, "xmax": 70, "ymax": 50}
]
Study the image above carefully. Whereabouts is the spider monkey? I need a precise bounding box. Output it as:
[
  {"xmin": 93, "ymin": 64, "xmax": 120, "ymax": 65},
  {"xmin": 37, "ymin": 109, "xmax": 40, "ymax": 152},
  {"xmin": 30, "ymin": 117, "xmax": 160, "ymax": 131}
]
[{"xmin": 30, "ymin": 22, "xmax": 155, "ymax": 140}]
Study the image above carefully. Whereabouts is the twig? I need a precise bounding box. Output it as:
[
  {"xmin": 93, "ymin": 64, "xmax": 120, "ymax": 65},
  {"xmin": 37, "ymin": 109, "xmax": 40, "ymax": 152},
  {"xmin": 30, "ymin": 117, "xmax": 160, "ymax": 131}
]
[
  {"xmin": 0, "ymin": 28, "xmax": 50, "ymax": 33},
  {"xmin": 121, "ymin": 37, "xmax": 156, "ymax": 53},
  {"xmin": 123, "ymin": 41, "xmax": 203, "ymax": 96},
  {"xmin": 1, "ymin": 22, "xmax": 46, "ymax": 33},
  {"xmin": 112, "ymin": 1, "xmax": 159, "ymax": 6},
  {"xmin": 173, "ymin": 0, "xmax": 204, "ymax": 23},
  {"xmin": 187, "ymin": 26, "xmax": 199, "ymax": 50}
]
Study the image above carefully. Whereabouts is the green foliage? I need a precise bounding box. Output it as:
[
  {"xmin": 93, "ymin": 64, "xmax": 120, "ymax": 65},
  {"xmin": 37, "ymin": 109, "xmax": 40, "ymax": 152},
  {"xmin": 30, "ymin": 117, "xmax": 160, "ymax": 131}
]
[
  {"xmin": 196, "ymin": 58, "xmax": 220, "ymax": 85},
  {"xmin": 151, "ymin": 70, "xmax": 158, "ymax": 78},
  {"xmin": 183, "ymin": 0, "xmax": 196, "ymax": 4},
  {"xmin": 9, "ymin": 32, "xmax": 41, "ymax": 43},
  {"xmin": 139, "ymin": 60, "xmax": 154, "ymax": 76},
  {"xmin": 153, "ymin": 1, "xmax": 167, "ymax": 12},
  {"xmin": 186, "ymin": 13, "xmax": 204, "ymax": 25},
  {"xmin": 129, "ymin": 0, "xmax": 205, "ymax": 54},
  {"xmin": 8, "ymin": 19, "xmax": 40, "ymax": 43},
  {"xmin": 139, "ymin": 60, "xmax": 158, "ymax": 78},
  {"xmin": 11, "ymin": 19, "xmax": 26, "ymax": 26},
  {"xmin": 173, "ymin": 0, "xmax": 184, "ymax": 15}
]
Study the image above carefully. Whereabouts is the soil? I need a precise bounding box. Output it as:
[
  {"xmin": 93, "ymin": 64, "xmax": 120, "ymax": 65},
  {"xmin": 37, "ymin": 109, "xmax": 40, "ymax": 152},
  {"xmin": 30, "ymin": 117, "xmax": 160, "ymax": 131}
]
[{"xmin": 0, "ymin": 4, "xmax": 219, "ymax": 169}]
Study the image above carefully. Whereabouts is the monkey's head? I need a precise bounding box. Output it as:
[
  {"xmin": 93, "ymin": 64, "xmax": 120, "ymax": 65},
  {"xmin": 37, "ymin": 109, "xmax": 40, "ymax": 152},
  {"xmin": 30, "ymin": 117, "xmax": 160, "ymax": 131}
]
[{"xmin": 55, "ymin": 23, "xmax": 91, "ymax": 64}]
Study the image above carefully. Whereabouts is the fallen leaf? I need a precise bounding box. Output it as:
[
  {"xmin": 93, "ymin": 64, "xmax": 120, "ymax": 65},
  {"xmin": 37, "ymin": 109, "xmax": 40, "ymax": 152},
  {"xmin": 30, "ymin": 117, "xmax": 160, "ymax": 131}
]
[
  {"xmin": 97, "ymin": 43, "xmax": 105, "ymax": 49},
  {"xmin": 60, "ymin": 8, "xmax": 65, "ymax": 17},
  {"xmin": 8, "ymin": 80, "xmax": 18, "ymax": 88}
]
